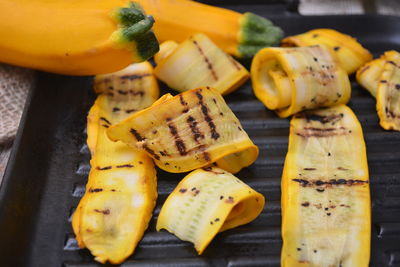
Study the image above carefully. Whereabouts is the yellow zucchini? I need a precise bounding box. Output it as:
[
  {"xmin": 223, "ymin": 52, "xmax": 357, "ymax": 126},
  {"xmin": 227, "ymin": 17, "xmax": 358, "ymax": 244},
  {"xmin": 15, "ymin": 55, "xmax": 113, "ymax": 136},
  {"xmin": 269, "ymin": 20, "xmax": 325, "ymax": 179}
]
[
  {"xmin": 251, "ymin": 45, "xmax": 351, "ymax": 118},
  {"xmin": 0, "ymin": 1, "xmax": 159, "ymax": 75},
  {"xmin": 72, "ymin": 62, "xmax": 159, "ymax": 264},
  {"xmin": 137, "ymin": 0, "xmax": 283, "ymax": 58},
  {"xmin": 156, "ymin": 167, "xmax": 265, "ymax": 254},
  {"xmin": 281, "ymin": 105, "xmax": 370, "ymax": 267},
  {"xmin": 356, "ymin": 50, "xmax": 400, "ymax": 131},
  {"xmin": 154, "ymin": 33, "xmax": 249, "ymax": 95},
  {"xmin": 107, "ymin": 87, "xmax": 259, "ymax": 173},
  {"xmin": 281, "ymin": 29, "xmax": 372, "ymax": 74}
]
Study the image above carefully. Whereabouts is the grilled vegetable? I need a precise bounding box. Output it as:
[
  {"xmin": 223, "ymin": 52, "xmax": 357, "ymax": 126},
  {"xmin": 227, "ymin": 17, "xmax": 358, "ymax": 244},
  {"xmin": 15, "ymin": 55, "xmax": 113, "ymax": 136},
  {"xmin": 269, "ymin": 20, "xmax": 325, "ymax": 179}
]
[
  {"xmin": 156, "ymin": 167, "xmax": 265, "ymax": 254},
  {"xmin": 72, "ymin": 62, "xmax": 159, "ymax": 264},
  {"xmin": 281, "ymin": 105, "xmax": 370, "ymax": 267},
  {"xmin": 154, "ymin": 34, "xmax": 249, "ymax": 95},
  {"xmin": 136, "ymin": 0, "xmax": 283, "ymax": 58},
  {"xmin": 281, "ymin": 29, "xmax": 372, "ymax": 74},
  {"xmin": 356, "ymin": 50, "xmax": 400, "ymax": 131},
  {"xmin": 0, "ymin": 1, "xmax": 159, "ymax": 75},
  {"xmin": 107, "ymin": 87, "xmax": 259, "ymax": 173},
  {"xmin": 251, "ymin": 45, "xmax": 351, "ymax": 118}
]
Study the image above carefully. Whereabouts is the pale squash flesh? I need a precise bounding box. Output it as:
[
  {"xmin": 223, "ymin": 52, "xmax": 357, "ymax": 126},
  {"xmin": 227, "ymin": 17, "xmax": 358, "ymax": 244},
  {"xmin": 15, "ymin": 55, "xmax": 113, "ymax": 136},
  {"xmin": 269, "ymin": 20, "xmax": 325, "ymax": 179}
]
[
  {"xmin": 72, "ymin": 62, "xmax": 159, "ymax": 264},
  {"xmin": 0, "ymin": 1, "xmax": 159, "ymax": 75},
  {"xmin": 281, "ymin": 105, "xmax": 370, "ymax": 267},
  {"xmin": 107, "ymin": 87, "xmax": 259, "ymax": 173},
  {"xmin": 356, "ymin": 50, "xmax": 400, "ymax": 131},
  {"xmin": 156, "ymin": 167, "xmax": 265, "ymax": 255},
  {"xmin": 154, "ymin": 33, "xmax": 249, "ymax": 95},
  {"xmin": 251, "ymin": 45, "xmax": 351, "ymax": 118},
  {"xmin": 281, "ymin": 29, "xmax": 372, "ymax": 74}
]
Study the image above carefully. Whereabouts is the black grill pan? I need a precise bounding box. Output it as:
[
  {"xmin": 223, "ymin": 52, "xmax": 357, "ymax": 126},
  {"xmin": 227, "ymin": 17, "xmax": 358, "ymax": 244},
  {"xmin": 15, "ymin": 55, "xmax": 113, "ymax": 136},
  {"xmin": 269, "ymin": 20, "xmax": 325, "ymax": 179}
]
[{"xmin": 1, "ymin": 10, "xmax": 400, "ymax": 267}]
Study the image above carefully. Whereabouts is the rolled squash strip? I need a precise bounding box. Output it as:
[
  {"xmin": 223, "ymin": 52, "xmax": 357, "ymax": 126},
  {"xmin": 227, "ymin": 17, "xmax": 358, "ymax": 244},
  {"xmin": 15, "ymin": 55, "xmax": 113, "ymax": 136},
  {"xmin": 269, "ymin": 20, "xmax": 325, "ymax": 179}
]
[
  {"xmin": 356, "ymin": 50, "xmax": 400, "ymax": 131},
  {"xmin": 281, "ymin": 29, "xmax": 372, "ymax": 74},
  {"xmin": 154, "ymin": 33, "xmax": 249, "ymax": 95},
  {"xmin": 107, "ymin": 87, "xmax": 259, "ymax": 174},
  {"xmin": 72, "ymin": 62, "xmax": 159, "ymax": 264},
  {"xmin": 281, "ymin": 105, "xmax": 370, "ymax": 267},
  {"xmin": 156, "ymin": 167, "xmax": 265, "ymax": 254},
  {"xmin": 251, "ymin": 45, "xmax": 351, "ymax": 118}
]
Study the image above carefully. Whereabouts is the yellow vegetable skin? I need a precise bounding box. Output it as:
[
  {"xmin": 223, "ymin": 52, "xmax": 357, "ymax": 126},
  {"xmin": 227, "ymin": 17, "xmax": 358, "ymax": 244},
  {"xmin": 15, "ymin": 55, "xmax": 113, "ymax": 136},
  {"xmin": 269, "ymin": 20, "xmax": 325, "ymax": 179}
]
[
  {"xmin": 137, "ymin": 0, "xmax": 283, "ymax": 58},
  {"xmin": 72, "ymin": 62, "xmax": 159, "ymax": 264},
  {"xmin": 281, "ymin": 105, "xmax": 370, "ymax": 267},
  {"xmin": 0, "ymin": 1, "xmax": 159, "ymax": 75},
  {"xmin": 156, "ymin": 167, "xmax": 265, "ymax": 254},
  {"xmin": 281, "ymin": 29, "xmax": 372, "ymax": 74},
  {"xmin": 154, "ymin": 33, "xmax": 249, "ymax": 95},
  {"xmin": 251, "ymin": 45, "xmax": 351, "ymax": 118},
  {"xmin": 107, "ymin": 87, "xmax": 259, "ymax": 173},
  {"xmin": 356, "ymin": 50, "xmax": 400, "ymax": 131}
]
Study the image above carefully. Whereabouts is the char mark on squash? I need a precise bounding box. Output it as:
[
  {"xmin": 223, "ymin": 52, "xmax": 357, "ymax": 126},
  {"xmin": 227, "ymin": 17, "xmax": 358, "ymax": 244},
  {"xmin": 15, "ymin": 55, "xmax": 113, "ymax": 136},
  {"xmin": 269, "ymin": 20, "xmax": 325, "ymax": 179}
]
[
  {"xmin": 143, "ymin": 144, "xmax": 160, "ymax": 160},
  {"xmin": 296, "ymin": 126, "xmax": 347, "ymax": 138},
  {"xmin": 167, "ymin": 120, "xmax": 188, "ymax": 156},
  {"xmin": 292, "ymin": 178, "xmax": 368, "ymax": 187},
  {"xmin": 195, "ymin": 91, "xmax": 220, "ymax": 140},
  {"xmin": 120, "ymin": 73, "xmax": 151, "ymax": 80},
  {"xmin": 130, "ymin": 128, "xmax": 144, "ymax": 141},
  {"xmin": 96, "ymin": 166, "xmax": 112, "ymax": 171},
  {"xmin": 116, "ymin": 164, "xmax": 134, "ymax": 168},
  {"xmin": 192, "ymin": 40, "xmax": 218, "ymax": 81},
  {"xmin": 187, "ymin": 116, "xmax": 204, "ymax": 143},
  {"xmin": 179, "ymin": 94, "xmax": 188, "ymax": 106},
  {"xmin": 299, "ymin": 112, "xmax": 344, "ymax": 124},
  {"xmin": 100, "ymin": 117, "xmax": 111, "ymax": 125}
]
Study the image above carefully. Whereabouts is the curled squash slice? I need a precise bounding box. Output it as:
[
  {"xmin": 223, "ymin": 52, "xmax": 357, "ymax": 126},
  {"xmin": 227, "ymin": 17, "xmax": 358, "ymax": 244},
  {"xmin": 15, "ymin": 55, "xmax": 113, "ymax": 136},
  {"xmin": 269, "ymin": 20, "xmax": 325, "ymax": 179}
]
[
  {"xmin": 154, "ymin": 33, "xmax": 249, "ymax": 95},
  {"xmin": 356, "ymin": 50, "xmax": 400, "ymax": 131},
  {"xmin": 281, "ymin": 105, "xmax": 370, "ymax": 267},
  {"xmin": 72, "ymin": 62, "xmax": 159, "ymax": 264},
  {"xmin": 107, "ymin": 87, "xmax": 259, "ymax": 173},
  {"xmin": 251, "ymin": 45, "xmax": 351, "ymax": 118},
  {"xmin": 156, "ymin": 167, "xmax": 265, "ymax": 254},
  {"xmin": 281, "ymin": 29, "xmax": 372, "ymax": 74}
]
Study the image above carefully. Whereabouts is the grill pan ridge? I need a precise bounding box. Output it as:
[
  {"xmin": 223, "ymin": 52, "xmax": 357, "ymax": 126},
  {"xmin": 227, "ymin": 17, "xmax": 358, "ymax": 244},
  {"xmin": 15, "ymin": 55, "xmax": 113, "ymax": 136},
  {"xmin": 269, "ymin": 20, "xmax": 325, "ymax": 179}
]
[{"xmin": 0, "ymin": 12, "xmax": 400, "ymax": 267}]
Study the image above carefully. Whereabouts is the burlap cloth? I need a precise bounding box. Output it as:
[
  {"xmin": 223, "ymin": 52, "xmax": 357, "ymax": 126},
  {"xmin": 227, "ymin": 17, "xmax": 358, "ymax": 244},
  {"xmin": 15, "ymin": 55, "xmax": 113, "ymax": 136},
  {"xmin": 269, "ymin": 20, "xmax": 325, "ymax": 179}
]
[{"xmin": 0, "ymin": 64, "xmax": 35, "ymax": 144}]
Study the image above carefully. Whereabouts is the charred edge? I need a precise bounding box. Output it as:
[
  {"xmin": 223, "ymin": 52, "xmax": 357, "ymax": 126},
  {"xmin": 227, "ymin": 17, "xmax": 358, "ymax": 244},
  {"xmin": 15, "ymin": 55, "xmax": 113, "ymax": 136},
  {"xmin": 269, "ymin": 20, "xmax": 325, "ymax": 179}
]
[
  {"xmin": 96, "ymin": 166, "xmax": 112, "ymax": 170},
  {"xmin": 126, "ymin": 109, "xmax": 136, "ymax": 114},
  {"xmin": 112, "ymin": 107, "xmax": 121, "ymax": 112},
  {"xmin": 179, "ymin": 94, "xmax": 188, "ymax": 106},
  {"xmin": 89, "ymin": 188, "xmax": 103, "ymax": 193},
  {"xmin": 292, "ymin": 178, "xmax": 368, "ymax": 187},
  {"xmin": 120, "ymin": 73, "xmax": 151, "ymax": 80},
  {"xmin": 195, "ymin": 92, "xmax": 220, "ymax": 140},
  {"xmin": 167, "ymin": 121, "xmax": 188, "ymax": 156},
  {"xmin": 143, "ymin": 144, "xmax": 160, "ymax": 160},
  {"xmin": 192, "ymin": 40, "xmax": 218, "ymax": 81},
  {"xmin": 94, "ymin": 209, "xmax": 110, "ymax": 215},
  {"xmin": 100, "ymin": 117, "xmax": 111, "ymax": 125},
  {"xmin": 116, "ymin": 164, "xmax": 133, "ymax": 168},
  {"xmin": 130, "ymin": 128, "xmax": 144, "ymax": 141},
  {"xmin": 187, "ymin": 116, "xmax": 204, "ymax": 143}
]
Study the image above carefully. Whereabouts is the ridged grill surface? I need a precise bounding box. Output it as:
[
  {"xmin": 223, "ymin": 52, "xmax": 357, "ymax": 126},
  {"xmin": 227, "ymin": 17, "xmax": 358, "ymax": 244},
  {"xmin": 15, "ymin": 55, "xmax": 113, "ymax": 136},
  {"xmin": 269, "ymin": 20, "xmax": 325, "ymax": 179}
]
[{"xmin": 0, "ymin": 12, "xmax": 399, "ymax": 267}]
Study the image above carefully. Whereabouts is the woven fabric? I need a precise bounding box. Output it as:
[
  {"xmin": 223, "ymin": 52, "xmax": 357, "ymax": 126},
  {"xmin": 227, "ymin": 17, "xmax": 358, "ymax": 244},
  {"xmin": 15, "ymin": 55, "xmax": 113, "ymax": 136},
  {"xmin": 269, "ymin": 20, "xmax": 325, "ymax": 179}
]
[{"xmin": 0, "ymin": 64, "xmax": 35, "ymax": 144}]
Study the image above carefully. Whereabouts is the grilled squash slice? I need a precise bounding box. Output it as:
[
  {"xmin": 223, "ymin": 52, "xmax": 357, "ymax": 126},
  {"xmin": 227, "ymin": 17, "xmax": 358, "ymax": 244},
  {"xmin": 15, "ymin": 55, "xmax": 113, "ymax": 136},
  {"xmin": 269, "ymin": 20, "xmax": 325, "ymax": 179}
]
[
  {"xmin": 0, "ymin": 1, "xmax": 159, "ymax": 75},
  {"xmin": 156, "ymin": 167, "xmax": 265, "ymax": 254},
  {"xmin": 251, "ymin": 45, "xmax": 351, "ymax": 118},
  {"xmin": 356, "ymin": 50, "xmax": 400, "ymax": 131},
  {"xmin": 137, "ymin": 0, "xmax": 283, "ymax": 58},
  {"xmin": 281, "ymin": 105, "xmax": 370, "ymax": 267},
  {"xmin": 281, "ymin": 29, "xmax": 372, "ymax": 74},
  {"xmin": 154, "ymin": 33, "xmax": 249, "ymax": 95},
  {"xmin": 107, "ymin": 87, "xmax": 258, "ymax": 173},
  {"xmin": 72, "ymin": 62, "xmax": 159, "ymax": 264}
]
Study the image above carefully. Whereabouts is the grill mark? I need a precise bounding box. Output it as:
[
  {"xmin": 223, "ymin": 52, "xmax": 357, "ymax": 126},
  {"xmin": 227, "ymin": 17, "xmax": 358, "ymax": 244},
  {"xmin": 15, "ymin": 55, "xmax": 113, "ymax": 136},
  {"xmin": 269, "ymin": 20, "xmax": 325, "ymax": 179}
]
[
  {"xmin": 296, "ymin": 126, "xmax": 347, "ymax": 138},
  {"xmin": 117, "ymin": 90, "xmax": 128, "ymax": 95},
  {"xmin": 100, "ymin": 117, "xmax": 111, "ymax": 125},
  {"xmin": 192, "ymin": 40, "xmax": 218, "ymax": 81},
  {"xmin": 96, "ymin": 166, "xmax": 112, "ymax": 171},
  {"xmin": 300, "ymin": 113, "xmax": 344, "ymax": 124},
  {"xmin": 102, "ymin": 124, "xmax": 109, "ymax": 128},
  {"xmin": 179, "ymin": 94, "xmax": 188, "ymax": 106},
  {"xmin": 387, "ymin": 60, "xmax": 400, "ymax": 68},
  {"xmin": 359, "ymin": 65, "xmax": 370, "ymax": 74},
  {"xmin": 94, "ymin": 209, "xmax": 110, "ymax": 215},
  {"xmin": 116, "ymin": 164, "xmax": 134, "ymax": 168},
  {"xmin": 120, "ymin": 73, "xmax": 151, "ymax": 80},
  {"xmin": 303, "ymin": 168, "xmax": 316, "ymax": 171},
  {"xmin": 203, "ymin": 151, "xmax": 211, "ymax": 162},
  {"xmin": 292, "ymin": 178, "xmax": 368, "ymax": 187},
  {"xmin": 112, "ymin": 107, "xmax": 120, "ymax": 112},
  {"xmin": 130, "ymin": 128, "xmax": 144, "ymax": 141},
  {"xmin": 89, "ymin": 188, "xmax": 103, "ymax": 193},
  {"xmin": 227, "ymin": 55, "xmax": 242, "ymax": 71},
  {"xmin": 167, "ymin": 120, "xmax": 187, "ymax": 156},
  {"xmin": 125, "ymin": 109, "xmax": 136, "ymax": 114},
  {"xmin": 129, "ymin": 90, "xmax": 145, "ymax": 96},
  {"xmin": 202, "ymin": 167, "xmax": 224, "ymax": 174},
  {"xmin": 143, "ymin": 144, "xmax": 160, "ymax": 160},
  {"xmin": 187, "ymin": 116, "xmax": 204, "ymax": 143},
  {"xmin": 338, "ymin": 167, "xmax": 349, "ymax": 171},
  {"xmin": 195, "ymin": 91, "xmax": 220, "ymax": 140}
]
